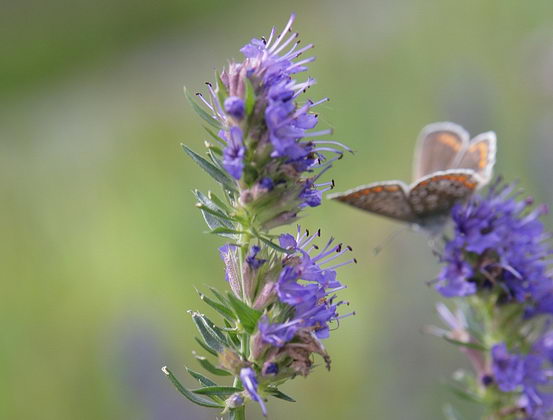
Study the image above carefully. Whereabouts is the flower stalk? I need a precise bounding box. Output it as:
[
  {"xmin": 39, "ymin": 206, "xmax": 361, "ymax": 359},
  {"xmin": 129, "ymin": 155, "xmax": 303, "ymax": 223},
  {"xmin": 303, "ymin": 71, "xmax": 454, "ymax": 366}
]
[
  {"xmin": 163, "ymin": 14, "xmax": 353, "ymax": 419},
  {"xmin": 430, "ymin": 181, "xmax": 553, "ymax": 419}
]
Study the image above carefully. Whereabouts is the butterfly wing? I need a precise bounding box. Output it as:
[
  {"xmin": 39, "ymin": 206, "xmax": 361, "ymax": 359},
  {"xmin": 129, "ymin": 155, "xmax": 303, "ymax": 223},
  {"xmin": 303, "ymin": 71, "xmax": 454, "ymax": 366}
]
[
  {"xmin": 408, "ymin": 170, "xmax": 480, "ymax": 218},
  {"xmin": 328, "ymin": 181, "xmax": 417, "ymax": 223},
  {"xmin": 412, "ymin": 122, "xmax": 470, "ymax": 180},
  {"xmin": 454, "ymin": 131, "xmax": 496, "ymax": 183}
]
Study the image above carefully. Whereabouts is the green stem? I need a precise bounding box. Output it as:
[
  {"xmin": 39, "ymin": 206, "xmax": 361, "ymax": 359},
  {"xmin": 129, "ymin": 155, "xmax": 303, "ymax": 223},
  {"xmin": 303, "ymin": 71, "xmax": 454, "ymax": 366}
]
[{"xmin": 230, "ymin": 405, "xmax": 246, "ymax": 420}]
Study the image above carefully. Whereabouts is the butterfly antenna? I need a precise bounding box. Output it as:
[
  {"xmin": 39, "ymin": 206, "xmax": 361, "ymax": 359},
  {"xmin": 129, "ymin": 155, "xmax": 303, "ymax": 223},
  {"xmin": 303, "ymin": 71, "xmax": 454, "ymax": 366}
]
[{"xmin": 373, "ymin": 226, "xmax": 410, "ymax": 256}]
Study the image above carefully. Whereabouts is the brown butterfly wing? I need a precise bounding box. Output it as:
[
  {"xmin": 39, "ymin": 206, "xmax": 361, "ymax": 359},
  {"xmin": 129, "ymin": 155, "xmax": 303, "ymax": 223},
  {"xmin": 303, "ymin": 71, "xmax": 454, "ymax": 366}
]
[
  {"xmin": 408, "ymin": 170, "xmax": 480, "ymax": 218},
  {"xmin": 413, "ymin": 122, "xmax": 469, "ymax": 180},
  {"xmin": 454, "ymin": 132, "xmax": 496, "ymax": 183},
  {"xmin": 329, "ymin": 182, "xmax": 417, "ymax": 223}
]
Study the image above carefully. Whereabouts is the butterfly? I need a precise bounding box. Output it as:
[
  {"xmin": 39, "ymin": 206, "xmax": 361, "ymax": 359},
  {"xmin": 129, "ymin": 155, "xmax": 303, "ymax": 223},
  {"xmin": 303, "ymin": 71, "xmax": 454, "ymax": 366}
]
[{"xmin": 328, "ymin": 122, "xmax": 497, "ymax": 229}]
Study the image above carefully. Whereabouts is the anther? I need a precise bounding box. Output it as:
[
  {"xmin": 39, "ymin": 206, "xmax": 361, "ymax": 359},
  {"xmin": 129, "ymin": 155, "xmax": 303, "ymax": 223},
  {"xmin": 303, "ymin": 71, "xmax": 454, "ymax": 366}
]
[{"xmin": 353, "ymin": 258, "xmax": 358, "ymax": 264}]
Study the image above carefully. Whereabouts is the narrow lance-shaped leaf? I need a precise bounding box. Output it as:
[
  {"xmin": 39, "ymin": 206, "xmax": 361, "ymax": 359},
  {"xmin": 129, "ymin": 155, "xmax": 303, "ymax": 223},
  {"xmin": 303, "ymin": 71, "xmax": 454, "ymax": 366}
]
[
  {"xmin": 197, "ymin": 288, "xmax": 236, "ymax": 322},
  {"xmin": 258, "ymin": 235, "xmax": 292, "ymax": 254},
  {"xmin": 193, "ymin": 190, "xmax": 236, "ymax": 237},
  {"xmin": 266, "ymin": 388, "xmax": 296, "ymax": 402},
  {"xmin": 162, "ymin": 366, "xmax": 224, "ymax": 408},
  {"xmin": 244, "ymin": 77, "xmax": 256, "ymax": 117},
  {"xmin": 194, "ymin": 337, "xmax": 217, "ymax": 357},
  {"xmin": 184, "ymin": 87, "xmax": 222, "ymax": 130},
  {"xmin": 182, "ymin": 145, "xmax": 236, "ymax": 192},
  {"xmin": 185, "ymin": 367, "xmax": 218, "ymax": 387},
  {"xmin": 190, "ymin": 312, "xmax": 227, "ymax": 353},
  {"xmin": 216, "ymin": 72, "xmax": 229, "ymax": 106},
  {"xmin": 226, "ymin": 293, "xmax": 262, "ymax": 334},
  {"xmin": 192, "ymin": 386, "xmax": 242, "ymax": 396},
  {"xmin": 194, "ymin": 354, "xmax": 232, "ymax": 376},
  {"xmin": 443, "ymin": 336, "xmax": 487, "ymax": 352},
  {"xmin": 207, "ymin": 191, "xmax": 230, "ymax": 212}
]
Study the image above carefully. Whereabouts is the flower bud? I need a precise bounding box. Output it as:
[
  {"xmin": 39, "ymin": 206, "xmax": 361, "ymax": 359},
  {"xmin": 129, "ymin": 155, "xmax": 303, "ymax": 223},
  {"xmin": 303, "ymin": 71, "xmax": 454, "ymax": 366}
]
[{"xmin": 224, "ymin": 96, "xmax": 245, "ymax": 120}]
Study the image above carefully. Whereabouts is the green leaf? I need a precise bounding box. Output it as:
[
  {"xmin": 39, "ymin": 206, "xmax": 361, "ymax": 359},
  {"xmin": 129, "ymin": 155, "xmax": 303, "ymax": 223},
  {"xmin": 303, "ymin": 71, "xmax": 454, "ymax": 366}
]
[
  {"xmin": 194, "ymin": 355, "xmax": 232, "ymax": 376},
  {"xmin": 216, "ymin": 72, "xmax": 229, "ymax": 106},
  {"xmin": 266, "ymin": 388, "xmax": 296, "ymax": 402},
  {"xmin": 195, "ymin": 203, "xmax": 235, "ymax": 222},
  {"xmin": 185, "ymin": 367, "xmax": 218, "ymax": 387},
  {"xmin": 194, "ymin": 337, "xmax": 218, "ymax": 357},
  {"xmin": 258, "ymin": 235, "xmax": 291, "ymax": 254},
  {"xmin": 229, "ymin": 407, "xmax": 246, "ymax": 420},
  {"xmin": 244, "ymin": 78, "xmax": 255, "ymax": 117},
  {"xmin": 209, "ymin": 287, "xmax": 230, "ymax": 306},
  {"xmin": 190, "ymin": 312, "xmax": 228, "ymax": 353},
  {"xmin": 446, "ymin": 384, "xmax": 481, "ymax": 403},
  {"xmin": 182, "ymin": 145, "xmax": 236, "ymax": 191},
  {"xmin": 184, "ymin": 87, "xmax": 222, "ymax": 129},
  {"xmin": 226, "ymin": 293, "xmax": 262, "ymax": 334},
  {"xmin": 192, "ymin": 386, "xmax": 242, "ymax": 396},
  {"xmin": 203, "ymin": 126, "xmax": 224, "ymax": 147},
  {"xmin": 197, "ymin": 289, "xmax": 236, "ymax": 322},
  {"xmin": 193, "ymin": 190, "xmax": 236, "ymax": 236},
  {"xmin": 443, "ymin": 336, "xmax": 487, "ymax": 352},
  {"xmin": 162, "ymin": 366, "xmax": 223, "ymax": 408},
  {"xmin": 207, "ymin": 191, "xmax": 230, "ymax": 212},
  {"xmin": 210, "ymin": 227, "xmax": 246, "ymax": 235}
]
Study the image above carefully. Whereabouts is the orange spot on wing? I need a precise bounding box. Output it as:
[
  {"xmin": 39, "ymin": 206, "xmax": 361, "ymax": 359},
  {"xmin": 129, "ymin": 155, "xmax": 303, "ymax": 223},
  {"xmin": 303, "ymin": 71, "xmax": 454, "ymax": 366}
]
[{"xmin": 437, "ymin": 133, "xmax": 462, "ymax": 151}]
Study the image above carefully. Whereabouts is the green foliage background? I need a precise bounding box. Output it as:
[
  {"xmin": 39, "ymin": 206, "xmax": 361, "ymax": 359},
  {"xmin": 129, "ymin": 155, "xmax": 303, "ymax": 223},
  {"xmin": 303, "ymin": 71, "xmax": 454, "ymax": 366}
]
[{"xmin": 3, "ymin": 0, "xmax": 553, "ymax": 418}]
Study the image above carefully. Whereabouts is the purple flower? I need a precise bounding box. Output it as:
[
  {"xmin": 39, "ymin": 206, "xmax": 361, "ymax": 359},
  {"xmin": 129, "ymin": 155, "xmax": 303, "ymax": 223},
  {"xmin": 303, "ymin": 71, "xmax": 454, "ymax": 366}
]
[
  {"xmin": 258, "ymin": 226, "xmax": 355, "ymax": 346},
  {"xmin": 492, "ymin": 343, "xmax": 525, "ymax": 392},
  {"xmin": 435, "ymin": 182, "xmax": 553, "ymax": 316},
  {"xmin": 240, "ymin": 367, "xmax": 266, "ymax": 416},
  {"xmin": 491, "ymin": 341, "xmax": 553, "ymax": 418},
  {"xmin": 259, "ymin": 177, "xmax": 274, "ymax": 191},
  {"xmin": 193, "ymin": 15, "xmax": 350, "ymax": 219},
  {"xmin": 224, "ymin": 96, "xmax": 245, "ymax": 120},
  {"xmin": 220, "ymin": 126, "xmax": 245, "ymax": 179},
  {"xmin": 246, "ymin": 245, "xmax": 266, "ymax": 269},
  {"xmin": 258, "ymin": 316, "xmax": 300, "ymax": 347}
]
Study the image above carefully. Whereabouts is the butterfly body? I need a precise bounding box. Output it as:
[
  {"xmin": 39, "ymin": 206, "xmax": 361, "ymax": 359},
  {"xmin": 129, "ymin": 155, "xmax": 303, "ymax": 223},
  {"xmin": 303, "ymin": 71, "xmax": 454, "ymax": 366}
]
[{"xmin": 329, "ymin": 122, "xmax": 496, "ymax": 228}]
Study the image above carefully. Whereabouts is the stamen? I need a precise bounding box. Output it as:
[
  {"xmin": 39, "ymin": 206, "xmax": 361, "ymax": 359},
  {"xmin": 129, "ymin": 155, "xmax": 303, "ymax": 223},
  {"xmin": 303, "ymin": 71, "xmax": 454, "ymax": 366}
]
[
  {"xmin": 326, "ymin": 259, "xmax": 357, "ymax": 270},
  {"xmin": 303, "ymin": 129, "xmax": 333, "ymax": 138},
  {"xmin": 195, "ymin": 93, "xmax": 214, "ymax": 111},
  {"xmin": 205, "ymin": 82, "xmax": 225, "ymax": 118},
  {"xmin": 313, "ymin": 140, "xmax": 353, "ymax": 153},
  {"xmin": 285, "ymin": 43, "xmax": 314, "ymax": 60},
  {"xmin": 268, "ymin": 13, "xmax": 296, "ymax": 53},
  {"xmin": 265, "ymin": 26, "xmax": 276, "ymax": 47},
  {"xmin": 310, "ymin": 97, "xmax": 330, "ymax": 107},
  {"xmin": 272, "ymin": 32, "xmax": 299, "ymax": 55}
]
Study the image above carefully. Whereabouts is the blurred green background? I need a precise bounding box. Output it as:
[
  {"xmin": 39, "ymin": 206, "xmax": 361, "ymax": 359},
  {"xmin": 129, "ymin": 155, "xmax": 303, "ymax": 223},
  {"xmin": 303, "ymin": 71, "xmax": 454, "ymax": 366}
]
[{"xmin": 3, "ymin": 0, "xmax": 553, "ymax": 418}]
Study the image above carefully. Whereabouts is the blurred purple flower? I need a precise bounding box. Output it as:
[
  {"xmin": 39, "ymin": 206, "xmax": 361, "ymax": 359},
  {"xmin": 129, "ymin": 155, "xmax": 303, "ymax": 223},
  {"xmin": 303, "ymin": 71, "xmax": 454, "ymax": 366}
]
[
  {"xmin": 220, "ymin": 126, "xmax": 245, "ymax": 179},
  {"xmin": 246, "ymin": 245, "xmax": 266, "ymax": 269},
  {"xmin": 436, "ymin": 182, "xmax": 553, "ymax": 315},
  {"xmin": 491, "ymin": 342, "xmax": 553, "ymax": 418},
  {"xmin": 224, "ymin": 96, "xmax": 245, "ymax": 120},
  {"xmin": 240, "ymin": 367, "xmax": 266, "ymax": 416}
]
